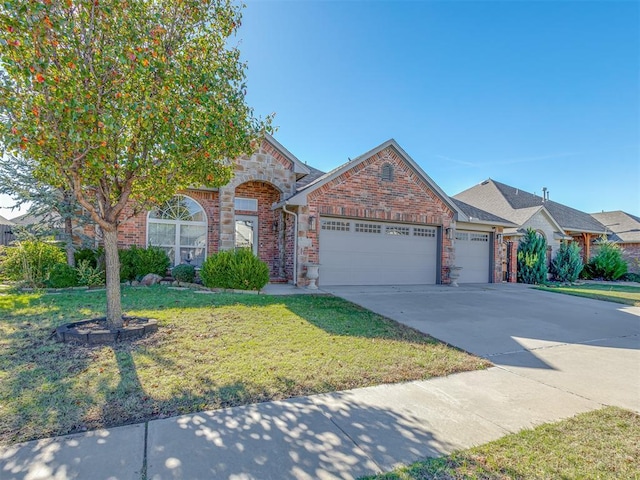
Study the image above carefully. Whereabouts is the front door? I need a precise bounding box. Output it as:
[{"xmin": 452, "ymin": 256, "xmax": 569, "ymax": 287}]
[{"xmin": 235, "ymin": 215, "xmax": 258, "ymax": 254}]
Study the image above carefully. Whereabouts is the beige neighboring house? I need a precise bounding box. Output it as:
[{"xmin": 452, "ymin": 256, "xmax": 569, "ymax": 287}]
[
  {"xmin": 591, "ymin": 211, "xmax": 640, "ymax": 273},
  {"xmin": 454, "ymin": 179, "xmax": 608, "ymax": 281},
  {"xmin": 0, "ymin": 214, "xmax": 15, "ymax": 246}
]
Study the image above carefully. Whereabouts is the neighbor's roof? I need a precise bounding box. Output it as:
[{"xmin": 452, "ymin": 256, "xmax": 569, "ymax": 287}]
[
  {"xmin": 0, "ymin": 214, "xmax": 14, "ymax": 227},
  {"xmin": 454, "ymin": 179, "xmax": 606, "ymax": 234},
  {"xmin": 591, "ymin": 210, "xmax": 640, "ymax": 243},
  {"xmin": 11, "ymin": 211, "xmax": 62, "ymax": 227},
  {"xmin": 450, "ymin": 198, "xmax": 515, "ymax": 227}
]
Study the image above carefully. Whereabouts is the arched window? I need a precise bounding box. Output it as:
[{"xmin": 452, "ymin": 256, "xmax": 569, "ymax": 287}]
[{"xmin": 147, "ymin": 195, "xmax": 207, "ymax": 267}]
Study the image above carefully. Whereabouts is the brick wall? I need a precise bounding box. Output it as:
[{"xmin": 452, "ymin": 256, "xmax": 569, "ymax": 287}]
[
  {"xmin": 235, "ymin": 181, "xmax": 281, "ymax": 277},
  {"xmin": 503, "ymin": 237, "xmax": 519, "ymax": 283},
  {"xmin": 492, "ymin": 230, "xmax": 504, "ymax": 283},
  {"xmin": 621, "ymin": 243, "xmax": 640, "ymax": 273},
  {"xmin": 115, "ymin": 190, "xmax": 219, "ymax": 261},
  {"xmin": 299, "ymin": 146, "xmax": 455, "ymax": 286}
]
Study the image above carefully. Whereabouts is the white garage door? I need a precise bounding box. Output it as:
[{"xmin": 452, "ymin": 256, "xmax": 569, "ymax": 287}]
[
  {"xmin": 455, "ymin": 231, "xmax": 491, "ymax": 283},
  {"xmin": 319, "ymin": 218, "xmax": 438, "ymax": 286}
]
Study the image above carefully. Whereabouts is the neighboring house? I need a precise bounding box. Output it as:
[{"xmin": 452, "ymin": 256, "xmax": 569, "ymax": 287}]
[
  {"xmin": 115, "ymin": 136, "xmax": 509, "ymax": 286},
  {"xmin": 591, "ymin": 211, "xmax": 640, "ymax": 273},
  {"xmin": 454, "ymin": 179, "xmax": 607, "ymax": 280},
  {"xmin": 0, "ymin": 214, "xmax": 15, "ymax": 246}
]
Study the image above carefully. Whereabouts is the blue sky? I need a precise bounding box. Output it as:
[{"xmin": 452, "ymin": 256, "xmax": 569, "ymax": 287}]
[
  {"xmin": 236, "ymin": 0, "xmax": 639, "ymax": 215},
  {"xmin": 0, "ymin": 0, "xmax": 637, "ymax": 219}
]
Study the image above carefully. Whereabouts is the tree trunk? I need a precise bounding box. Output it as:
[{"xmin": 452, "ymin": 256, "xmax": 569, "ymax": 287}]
[
  {"xmin": 103, "ymin": 227, "xmax": 123, "ymax": 330},
  {"xmin": 65, "ymin": 216, "xmax": 75, "ymax": 267}
]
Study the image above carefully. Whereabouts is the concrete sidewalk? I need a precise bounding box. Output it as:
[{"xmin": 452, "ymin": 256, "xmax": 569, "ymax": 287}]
[{"xmin": 1, "ymin": 366, "xmax": 601, "ymax": 480}]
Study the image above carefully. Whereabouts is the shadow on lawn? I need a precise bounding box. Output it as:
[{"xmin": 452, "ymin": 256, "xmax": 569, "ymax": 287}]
[{"xmin": 0, "ymin": 288, "xmax": 472, "ymax": 447}]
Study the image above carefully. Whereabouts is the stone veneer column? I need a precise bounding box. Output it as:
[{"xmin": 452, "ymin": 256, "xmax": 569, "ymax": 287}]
[{"xmin": 219, "ymin": 185, "xmax": 236, "ymax": 251}]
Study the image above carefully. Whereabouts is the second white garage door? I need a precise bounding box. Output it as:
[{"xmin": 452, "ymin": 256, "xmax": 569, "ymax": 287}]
[
  {"xmin": 455, "ymin": 230, "xmax": 491, "ymax": 283},
  {"xmin": 319, "ymin": 218, "xmax": 438, "ymax": 286}
]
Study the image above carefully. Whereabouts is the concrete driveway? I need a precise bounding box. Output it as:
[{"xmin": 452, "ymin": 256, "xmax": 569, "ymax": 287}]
[{"xmin": 322, "ymin": 283, "xmax": 640, "ymax": 412}]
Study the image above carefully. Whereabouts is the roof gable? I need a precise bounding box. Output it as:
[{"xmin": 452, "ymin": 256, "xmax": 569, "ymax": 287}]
[
  {"xmin": 262, "ymin": 134, "xmax": 310, "ymax": 179},
  {"xmin": 289, "ymin": 139, "xmax": 464, "ymax": 219}
]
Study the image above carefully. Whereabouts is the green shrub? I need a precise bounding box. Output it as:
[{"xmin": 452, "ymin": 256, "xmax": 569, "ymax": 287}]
[
  {"xmin": 550, "ymin": 242, "xmax": 583, "ymax": 283},
  {"xmin": 74, "ymin": 247, "xmax": 104, "ymax": 270},
  {"xmin": 136, "ymin": 246, "xmax": 170, "ymax": 277},
  {"xmin": 119, "ymin": 245, "xmax": 170, "ymax": 281},
  {"xmin": 585, "ymin": 240, "xmax": 628, "ymax": 280},
  {"xmin": 119, "ymin": 247, "xmax": 138, "ymax": 282},
  {"xmin": 200, "ymin": 248, "xmax": 269, "ymax": 290},
  {"xmin": 46, "ymin": 263, "xmax": 79, "ymax": 288},
  {"xmin": 621, "ymin": 272, "xmax": 640, "ymax": 282},
  {"xmin": 517, "ymin": 228, "xmax": 548, "ymax": 284},
  {"xmin": 0, "ymin": 240, "xmax": 66, "ymax": 287},
  {"xmin": 76, "ymin": 259, "xmax": 106, "ymax": 287},
  {"xmin": 172, "ymin": 264, "xmax": 196, "ymax": 283}
]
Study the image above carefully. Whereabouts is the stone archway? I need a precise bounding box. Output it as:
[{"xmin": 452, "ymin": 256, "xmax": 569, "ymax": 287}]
[{"xmin": 230, "ymin": 181, "xmax": 283, "ymax": 277}]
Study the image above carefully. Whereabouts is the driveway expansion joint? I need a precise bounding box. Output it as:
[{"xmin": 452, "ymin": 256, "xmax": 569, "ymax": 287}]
[
  {"xmin": 141, "ymin": 422, "xmax": 148, "ymax": 480},
  {"xmin": 494, "ymin": 365, "xmax": 606, "ymax": 408}
]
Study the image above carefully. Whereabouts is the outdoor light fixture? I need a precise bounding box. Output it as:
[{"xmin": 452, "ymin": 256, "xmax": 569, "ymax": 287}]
[
  {"xmin": 445, "ymin": 227, "xmax": 453, "ymax": 240},
  {"xmin": 497, "ymin": 233, "xmax": 504, "ymax": 243},
  {"xmin": 309, "ymin": 215, "xmax": 317, "ymax": 232}
]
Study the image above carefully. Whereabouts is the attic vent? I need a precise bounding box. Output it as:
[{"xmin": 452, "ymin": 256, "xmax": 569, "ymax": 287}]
[{"xmin": 381, "ymin": 163, "xmax": 394, "ymax": 182}]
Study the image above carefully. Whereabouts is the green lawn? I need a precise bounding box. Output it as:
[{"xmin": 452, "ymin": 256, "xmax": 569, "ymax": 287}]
[
  {"xmin": 0, "ymin": 286, "xmax": 488, "ymax": 445},
  {"xmin": 363, "ymin": 407, "xmax": 640, "ymax": 479},
  {"xmin": 536, "ymin": 283, "xmax": 640, "ymax": 306}
]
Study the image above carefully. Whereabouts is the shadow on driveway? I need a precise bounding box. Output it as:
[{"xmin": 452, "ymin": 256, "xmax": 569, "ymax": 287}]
[{"xmin": 323, "ymin": 283, "xmax": 640, "ymax": 411}]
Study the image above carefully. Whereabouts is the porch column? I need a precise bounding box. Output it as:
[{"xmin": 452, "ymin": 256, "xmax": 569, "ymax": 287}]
[
  {"xmin": 219, "ymin": 185, "xmax": 235, "ymax": 250},
  {"xmin": 582, "ymin": 233, "xmax": 591, "ymax": 262}
]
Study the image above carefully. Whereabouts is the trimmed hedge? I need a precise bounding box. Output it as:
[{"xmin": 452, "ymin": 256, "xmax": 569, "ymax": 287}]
[
  {"xmin": 120, "ymin": 245, "xmax": 170, "ymax": 281},
  {"xmin": 200, "ymin": 248, "xmax": 269, "ymax": 290},
  {"xmin": 172, "ymin": 264, "xmax": 196, "ymax": 283}
]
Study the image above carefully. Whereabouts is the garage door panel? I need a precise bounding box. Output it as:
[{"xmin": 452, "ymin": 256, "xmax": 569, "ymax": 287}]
[
  {"xmin": 455, "ymin": 231, "xmax": 491, "ymax": 283},
  {"xmin": 319, "ymin": 218, "xmax": 437, "ymax": 286}
]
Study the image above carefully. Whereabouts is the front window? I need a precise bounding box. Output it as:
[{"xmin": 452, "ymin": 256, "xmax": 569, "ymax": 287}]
[{"xmin": 147, "ymin": 195, "xmax": 207, "ymax": 266}]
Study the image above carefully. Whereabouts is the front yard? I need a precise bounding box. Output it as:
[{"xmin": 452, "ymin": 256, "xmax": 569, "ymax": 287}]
[
  {"xmin": 0, "ymin": 286, "xmax": 488, "ymax": 445},
  {"xmin": 536, "ymin": 283, "xmax": 640, "ymax": 306},
  {"xmin": 364, "ymin": 406, "xmax": 640, "ymax": 479}
]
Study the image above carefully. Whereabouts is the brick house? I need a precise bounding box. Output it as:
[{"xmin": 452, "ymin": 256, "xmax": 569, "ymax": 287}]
[
  {"xmin": 114, "ymin": 136, "xmax": 510, "ymax": 287},
  {"xmin": 591, "ymin": 211, "xmax": 640, "ymax": 274}
]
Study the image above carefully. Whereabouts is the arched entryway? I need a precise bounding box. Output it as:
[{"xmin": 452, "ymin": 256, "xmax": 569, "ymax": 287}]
[{"xmin": 234, "ymin": 181, "xmax": 283, "ymax": 278}]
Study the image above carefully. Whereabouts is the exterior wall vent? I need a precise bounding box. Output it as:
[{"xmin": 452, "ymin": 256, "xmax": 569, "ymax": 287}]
[{"xmin": 381, "ymin": 163, "xmax": 394, "ymax": 182}]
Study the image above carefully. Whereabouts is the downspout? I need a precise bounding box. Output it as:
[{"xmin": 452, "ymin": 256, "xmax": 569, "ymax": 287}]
[{"xmin": 282, "ymin": 202, "xmax": 298, "ymax": 286}]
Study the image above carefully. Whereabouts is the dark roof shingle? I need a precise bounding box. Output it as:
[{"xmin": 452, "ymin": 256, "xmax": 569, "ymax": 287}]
[
  {"xmin": 450, "ymin": 198, "xmax": 514, "ymax": 225},
  {"xmin": 591, "ymin": 211, "xmax": 640, "ymax": 243}
]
